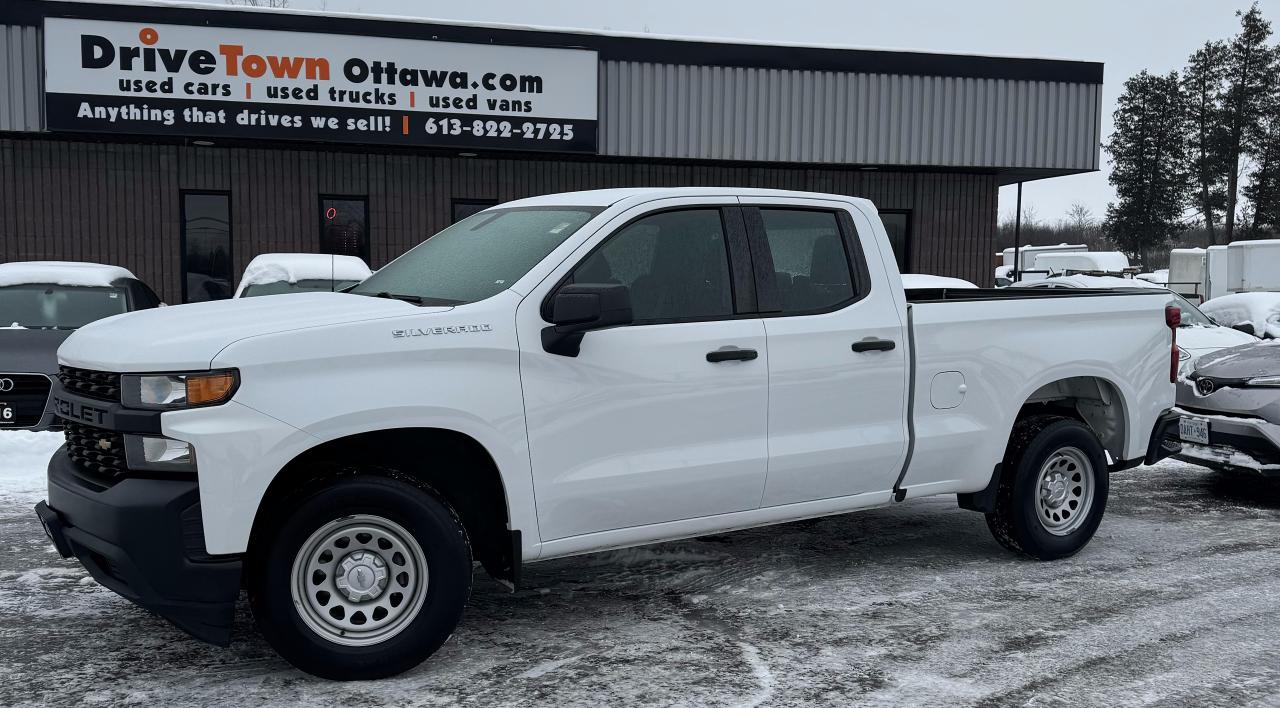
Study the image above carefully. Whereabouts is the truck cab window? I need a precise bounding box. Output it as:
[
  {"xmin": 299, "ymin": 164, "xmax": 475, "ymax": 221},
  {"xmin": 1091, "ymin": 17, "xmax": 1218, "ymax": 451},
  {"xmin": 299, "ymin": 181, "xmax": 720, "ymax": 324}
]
[
  {"xmin": 759, "ymin": 209, "xmax": 855, "ymax": 314},
  {"xmin": 571, "ymin": 209, "xmax": 733, "ymax": 323}
]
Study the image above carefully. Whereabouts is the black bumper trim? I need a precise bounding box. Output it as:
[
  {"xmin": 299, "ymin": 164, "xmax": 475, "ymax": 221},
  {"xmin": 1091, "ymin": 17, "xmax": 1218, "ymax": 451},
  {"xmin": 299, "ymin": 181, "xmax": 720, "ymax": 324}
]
[{"xmin": 39, "ymin": 447, "xmax": 242, "ymax": 646}]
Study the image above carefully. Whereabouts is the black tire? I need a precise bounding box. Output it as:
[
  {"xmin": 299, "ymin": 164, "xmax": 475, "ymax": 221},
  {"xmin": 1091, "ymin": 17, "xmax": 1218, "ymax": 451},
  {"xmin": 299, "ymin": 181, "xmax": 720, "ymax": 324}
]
[
  {"xmin": 248, "ymin": 475, "xmax": 472, "ymax": 680},
  {"xmin": 986, "ymin": 415, "xmax": 1109, "ymax": 560}
]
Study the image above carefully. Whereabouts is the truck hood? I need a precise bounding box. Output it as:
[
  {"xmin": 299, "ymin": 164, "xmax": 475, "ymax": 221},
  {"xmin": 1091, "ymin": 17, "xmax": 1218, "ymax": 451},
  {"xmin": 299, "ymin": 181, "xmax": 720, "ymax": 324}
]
[
  {"xmin": 1178, "ymin": 325, "xmax": 1261, "ymax": 358},
  {"xmin": 0, "ymin": 327, "xmax": 73, "ymax": 375},
  {"xmin": 58, "ymin": 292, "xmax": 447, "ymax": 371},
  {"xmin": 1192, "ymin": 339, "xmax": 1280, "ymax": 380}
]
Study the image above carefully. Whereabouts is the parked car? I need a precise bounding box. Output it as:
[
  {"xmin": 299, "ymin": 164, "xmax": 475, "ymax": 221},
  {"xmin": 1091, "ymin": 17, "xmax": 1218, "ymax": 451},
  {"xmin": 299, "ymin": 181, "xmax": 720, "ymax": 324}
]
[
  {"xmin": 1175, "ymin": 340, "xmax": 1280, "ymax": 477},
  {"xmin": 0, "ymin": 261, "xmax": 161, "ymax": 430},
  {"xmin": 36, "ymin": 188, "xmax": 1180, "ymax": 679},
  {"xmin": 234, "ymin": 254, "xmax": 373, "ymax": 298},
  {"xmin": 1199, "ymin": 292, "xmax": 1280, "ymax": 339},
  {"xmin": 1012, "ymin": 275, "xmax": 1259, "ymax": 375}
]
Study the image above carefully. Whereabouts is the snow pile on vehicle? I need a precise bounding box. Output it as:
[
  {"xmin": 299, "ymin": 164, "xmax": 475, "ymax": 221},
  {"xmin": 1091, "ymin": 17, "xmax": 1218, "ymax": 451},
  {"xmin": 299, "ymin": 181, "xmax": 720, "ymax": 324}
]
[
  {"xmin": 901, "ymin": 274, "xmax": 977, "ymax": 289},
  {"xmin": 238, "ymin": 254, "xmax": 372, "ymax": 288},
  {"xmin": 1200, "ymin": 292, "xmax": 1280, "ymax": 338},
  {"xmin": 0, "ymin": 261, "xmax": 134, "ymax": 288},
  {"xmin": 1020, "ymin": 274, "xmax": 1166, "ymax": 290}
]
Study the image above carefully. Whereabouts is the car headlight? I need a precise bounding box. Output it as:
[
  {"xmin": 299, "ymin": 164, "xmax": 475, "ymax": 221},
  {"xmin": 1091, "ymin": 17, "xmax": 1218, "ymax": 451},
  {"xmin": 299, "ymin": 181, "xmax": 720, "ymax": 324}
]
[
  {"xmin": 121, "ymin": 370, "xmax": 239, "ymax": 409},
  {"xmin": 1246, "ymin": 375, "xmax": 1280, "ymax": 387},
  {"xmin": 123, "ymin": 434, "xmax": 197, "ymax": 473}
]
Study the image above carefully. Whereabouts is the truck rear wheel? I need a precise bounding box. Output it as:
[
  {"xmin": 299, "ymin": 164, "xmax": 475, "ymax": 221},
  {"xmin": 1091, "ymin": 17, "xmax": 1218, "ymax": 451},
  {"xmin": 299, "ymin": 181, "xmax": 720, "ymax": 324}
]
[
  {"xmin": 248, "ymin": 475, "xmax": 472, "ymax": 680},
  {"xmin": 986, "ymin": 416, "xmax": 1109, "ymax": 560}
]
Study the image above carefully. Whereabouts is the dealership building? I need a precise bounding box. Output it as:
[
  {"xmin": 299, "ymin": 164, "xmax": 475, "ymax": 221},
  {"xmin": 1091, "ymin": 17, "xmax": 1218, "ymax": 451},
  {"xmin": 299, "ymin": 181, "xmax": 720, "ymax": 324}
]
[{"xmin": 1, "ymin": 0, "xmax": 1103, "ymax": 300}]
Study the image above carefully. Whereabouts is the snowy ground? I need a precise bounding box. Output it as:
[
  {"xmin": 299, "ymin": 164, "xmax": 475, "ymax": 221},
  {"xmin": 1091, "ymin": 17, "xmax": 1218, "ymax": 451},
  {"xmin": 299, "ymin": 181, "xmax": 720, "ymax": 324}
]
[{"xmin": 2, "ymin": 432, "xmax": 1280, "ymax": 707}]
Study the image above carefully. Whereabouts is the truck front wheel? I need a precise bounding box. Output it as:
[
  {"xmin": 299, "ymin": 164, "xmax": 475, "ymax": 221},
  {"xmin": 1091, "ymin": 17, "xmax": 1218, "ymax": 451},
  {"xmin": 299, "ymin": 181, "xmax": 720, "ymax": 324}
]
[
  {"xmin": 248, "ymin": 475, "xmax": 472, "ymax": 680},
  {"xmin": 986, "ymin": 416, "xmax": 1109, "ymax": 560}
]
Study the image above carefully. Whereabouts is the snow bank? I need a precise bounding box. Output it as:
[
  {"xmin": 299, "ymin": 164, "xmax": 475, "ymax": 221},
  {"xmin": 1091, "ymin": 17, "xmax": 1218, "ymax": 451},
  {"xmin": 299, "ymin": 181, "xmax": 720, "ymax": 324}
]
[
  {"xmin": 901, "ymin": 274, "xmax": 977, "ymax": 289},
  {"xmin": 236, "ymin": 254, "xmax": 372, "ymax": 293},
  {"xmin": 0, "ymin": 261, "xmax": 134, "ymax": 288},
  {"xmin": 1200, "ymin": 292, "xmax": 1280, "ymax": 338},
  {"xmin": 0, "ymin": 431, "xmax": 62, "ymax": 498}
]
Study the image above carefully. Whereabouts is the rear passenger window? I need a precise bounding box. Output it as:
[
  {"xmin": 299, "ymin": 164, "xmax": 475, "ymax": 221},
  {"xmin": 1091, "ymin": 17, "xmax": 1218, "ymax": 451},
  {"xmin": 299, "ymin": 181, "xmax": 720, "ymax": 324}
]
[
  {"xmin": 760, "ymin": 209, "xmax": 856, "ymax": 313},
  {"xmin": 570, "ymin": 209, "xmax": 734, "ymax": 323}
]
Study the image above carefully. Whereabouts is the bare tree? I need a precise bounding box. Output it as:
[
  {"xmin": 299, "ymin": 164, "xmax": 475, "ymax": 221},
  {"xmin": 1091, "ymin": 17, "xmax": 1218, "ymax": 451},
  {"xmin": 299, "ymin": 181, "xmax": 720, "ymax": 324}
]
[{"xmin": 226, "ymin": 0, "xmax": 291, "ymax": 8}]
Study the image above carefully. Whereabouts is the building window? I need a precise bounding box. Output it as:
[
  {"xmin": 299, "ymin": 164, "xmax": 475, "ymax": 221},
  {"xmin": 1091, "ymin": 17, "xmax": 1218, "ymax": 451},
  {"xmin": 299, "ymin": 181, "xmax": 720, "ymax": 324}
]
[
  {"xmin": 320, "ymin": 196, "xmax": 369, "ymax": 261},
  {"xmin": 181, "ymin": 192, "xmax": 233, "ymax": 303},
  {"xmin": 879, "ymin": 211, "xmax": 911, "ymax": 272},
  {"xmin": 452, "ymin": 199, "xmax": 497, "ymax": 223}
]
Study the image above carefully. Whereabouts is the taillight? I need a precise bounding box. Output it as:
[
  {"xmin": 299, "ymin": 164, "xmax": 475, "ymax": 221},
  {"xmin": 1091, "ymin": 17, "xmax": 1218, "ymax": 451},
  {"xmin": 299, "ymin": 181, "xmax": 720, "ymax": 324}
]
[{"xmin": 1167, "ymin": 304, "xmax": 1180, "ymax": 383}]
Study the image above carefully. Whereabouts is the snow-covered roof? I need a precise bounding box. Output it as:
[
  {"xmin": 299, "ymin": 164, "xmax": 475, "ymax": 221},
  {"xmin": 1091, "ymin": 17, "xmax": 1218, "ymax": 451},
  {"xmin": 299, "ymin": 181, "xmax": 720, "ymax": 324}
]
[
  {"xmin": 1011, "ymin": 274, "xmax": 1166, "ymax": 290},
  {"xmin": 235, "ymin": 254, "xmax": 373, "ymax": 296},
  {"xmin": 901, "ymin": 274, "xmax": 977, "ymax": 289},
  {"xmin": 1200, "ymin": 292, "xmax": 1280, "ymax": 339},
  {"xmin": 0, "ymin": 261, "xmax": 136, "ymax": 288}
]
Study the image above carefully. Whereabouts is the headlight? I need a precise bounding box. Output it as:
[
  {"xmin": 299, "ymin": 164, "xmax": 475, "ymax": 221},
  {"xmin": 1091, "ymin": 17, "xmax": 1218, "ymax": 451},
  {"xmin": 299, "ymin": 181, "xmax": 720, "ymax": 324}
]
[
  {"xmin": 123, "ymin": 434, "xmax": 196, "ymax": 473},
  {"xmin": 1246, "ymin": 375, "xmax": 1280, "ymax": 387},
  {"xmin": 121, "ymin": 370, "xmax": 239, "ymax": 409}
]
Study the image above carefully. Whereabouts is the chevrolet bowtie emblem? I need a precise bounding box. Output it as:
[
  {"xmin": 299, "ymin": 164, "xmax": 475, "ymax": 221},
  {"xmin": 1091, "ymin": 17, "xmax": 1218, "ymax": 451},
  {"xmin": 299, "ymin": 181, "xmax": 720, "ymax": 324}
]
[{"xmin": 97, "ymin": 438, "xmax": 112, "ymax": 451}]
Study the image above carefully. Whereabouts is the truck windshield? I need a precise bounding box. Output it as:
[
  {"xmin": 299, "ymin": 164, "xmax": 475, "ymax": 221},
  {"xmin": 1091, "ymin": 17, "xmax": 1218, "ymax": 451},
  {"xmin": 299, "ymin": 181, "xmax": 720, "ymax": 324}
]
[
  {"xmin": 0, "ymin": 284, "xmax": 129, "ymax": 329},
  {"xmin": 350, "ymin": 206, "xmax": 601, "ymax": 305},
  {"xmin": 241, "ymin": 279, "xmax": 364, "ymax": 297}
]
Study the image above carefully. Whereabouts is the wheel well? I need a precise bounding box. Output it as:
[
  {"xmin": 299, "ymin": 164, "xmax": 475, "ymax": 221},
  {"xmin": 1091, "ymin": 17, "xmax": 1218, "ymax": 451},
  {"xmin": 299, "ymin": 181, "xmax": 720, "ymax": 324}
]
[
  {"xmin": 249, "ymin": 428, "xmax": 517, "ymax": 586},
  {"xmin": 1017, "ymin": 377, "xmax": 1126, "ymax": 461}
]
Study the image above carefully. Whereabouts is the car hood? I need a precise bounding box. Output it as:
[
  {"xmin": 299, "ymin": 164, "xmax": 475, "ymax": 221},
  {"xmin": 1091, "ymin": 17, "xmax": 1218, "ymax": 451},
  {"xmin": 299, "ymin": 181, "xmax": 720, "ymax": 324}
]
[
  {"xmin": 58, "ymin": 292, "xmax": 447, "ymax": 372},
  {"xmin": 1192, "ymin": 339, "xmax": 1280, "ymax": 380},
  {"xmin": 1179, "ymin": 325, "xmax": 1260, "ymax": 357},
  {"xmin": 0, "ymin": 328, "xmax": 73, "ymax": 374}
]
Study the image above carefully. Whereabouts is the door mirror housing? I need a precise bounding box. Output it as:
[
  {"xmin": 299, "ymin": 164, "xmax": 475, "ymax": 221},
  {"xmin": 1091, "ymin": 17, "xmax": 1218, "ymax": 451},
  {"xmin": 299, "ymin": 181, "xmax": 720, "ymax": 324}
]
[
  {"xmin": 542, "ymin": 284, "xmax": 633, "ymax": 356},
  {"xmin": 1232, "ymin": 322, "xmax": 1257, "ymax": 336}
]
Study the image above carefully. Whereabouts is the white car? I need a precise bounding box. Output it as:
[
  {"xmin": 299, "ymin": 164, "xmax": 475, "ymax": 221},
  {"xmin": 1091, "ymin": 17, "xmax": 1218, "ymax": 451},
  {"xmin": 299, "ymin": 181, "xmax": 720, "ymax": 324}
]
[
  {"xmin": 1012, "ymin": 275, "xmax": 1259, "ymax": 375},
  {"xmin": 233, "ymin": 253, "xmax": 373, "ymax": 298},
  {"xmin": 1199, "ymin": 292, "xmax": 1280, "ymax": 339},
  {"xmin": 37, "ymin": 188, "xmax": 1179, "ymax": 680}
]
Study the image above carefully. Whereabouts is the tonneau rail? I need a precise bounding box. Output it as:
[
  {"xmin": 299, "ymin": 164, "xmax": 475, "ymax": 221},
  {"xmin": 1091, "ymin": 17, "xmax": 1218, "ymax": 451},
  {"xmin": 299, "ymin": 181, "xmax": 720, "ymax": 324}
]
[{"xmin": 905, "ymin": 287, "xmax": 1171, "ymax": 304}]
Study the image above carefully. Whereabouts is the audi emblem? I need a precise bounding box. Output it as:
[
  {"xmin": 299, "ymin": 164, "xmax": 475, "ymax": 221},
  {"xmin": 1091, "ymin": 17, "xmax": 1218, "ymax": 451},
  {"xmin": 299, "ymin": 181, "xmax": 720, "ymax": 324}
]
[
  {"xmin": 0, "ymin": 378, "xmax": 13, "ymax": 393},
  {"xmin": 1196, "ymin": 378, "xmax": 1216, "ymax": 396}
]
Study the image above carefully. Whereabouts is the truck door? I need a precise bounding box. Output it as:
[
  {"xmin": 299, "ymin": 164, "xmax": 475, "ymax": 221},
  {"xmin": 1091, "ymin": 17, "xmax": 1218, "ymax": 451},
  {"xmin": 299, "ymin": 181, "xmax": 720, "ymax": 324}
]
[
  {"xmin": 743, "ymin": 200, "xmax": 910, "ymax": 506},
  {"xmin": 516, "ymin": 199, "xmax": 769, "ymax": 542}
]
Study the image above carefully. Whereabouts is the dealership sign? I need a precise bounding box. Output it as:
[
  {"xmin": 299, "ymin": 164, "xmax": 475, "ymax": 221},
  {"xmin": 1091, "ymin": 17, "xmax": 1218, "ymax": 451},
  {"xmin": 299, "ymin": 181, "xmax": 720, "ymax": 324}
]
[{"xmin": 42, "ymin": 18, "xmax": 599, "ymax": 153}]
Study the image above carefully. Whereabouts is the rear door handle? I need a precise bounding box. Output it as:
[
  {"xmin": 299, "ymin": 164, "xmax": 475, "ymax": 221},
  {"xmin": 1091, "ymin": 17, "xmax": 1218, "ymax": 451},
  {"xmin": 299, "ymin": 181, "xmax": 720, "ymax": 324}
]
[
  {"xmin": 851, "ymin": 338, "xmax": 896, "ymax": 353},
  {"xmin": 706, "ymin": 347, "xmax": 759, "ymax": 363}
]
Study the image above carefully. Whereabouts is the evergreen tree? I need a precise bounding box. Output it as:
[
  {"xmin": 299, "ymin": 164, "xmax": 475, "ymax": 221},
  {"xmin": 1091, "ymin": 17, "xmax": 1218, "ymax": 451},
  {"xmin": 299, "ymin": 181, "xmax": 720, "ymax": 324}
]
[
  {"xmin": 1221, "ymin": 3, "xmax": 1279, "ymax": 243},
  {"xmin": 1104, "ymin": 71, "xmax": 1190, "ymax": 265},
  {"xmin": 1244, "ymin": 93, "xmax": 1280, "ymax": 234},
  {"xmin": 1183, "ymin": 41, "xmax": 1231, "ymax": 241}
]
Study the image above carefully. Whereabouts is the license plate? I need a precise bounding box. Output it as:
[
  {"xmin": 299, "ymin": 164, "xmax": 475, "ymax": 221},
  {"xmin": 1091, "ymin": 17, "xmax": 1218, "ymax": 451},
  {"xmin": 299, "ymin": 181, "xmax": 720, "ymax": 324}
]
[
  {"xmin": 0, "ymin": 402, "xmax": 13, "ymax": 426},
  {"xmin": 1179, "ymin": 416, "xmax": 1210, "ymax": 445}
]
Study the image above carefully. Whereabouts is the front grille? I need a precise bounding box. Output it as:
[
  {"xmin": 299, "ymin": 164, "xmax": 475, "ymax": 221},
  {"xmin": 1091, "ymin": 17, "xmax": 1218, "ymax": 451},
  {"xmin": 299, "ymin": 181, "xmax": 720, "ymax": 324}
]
[
  {"xmin": 0, "ymin": 373, "xmax": 52, "ymax": 428},
  {"xmin": 64, "ymin": 421, "xmax": 128, "ymax": 480},
  {"xmin": 57, "ymin": 366, "xmax": 121, "ymax": 402}
]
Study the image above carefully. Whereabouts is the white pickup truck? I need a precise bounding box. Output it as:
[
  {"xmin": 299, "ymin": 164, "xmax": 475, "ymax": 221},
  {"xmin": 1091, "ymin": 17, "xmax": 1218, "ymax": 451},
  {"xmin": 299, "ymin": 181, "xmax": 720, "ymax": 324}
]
[{"xmin": 36, "ymin": 188, "xmax": 1181, "ymax": 680}]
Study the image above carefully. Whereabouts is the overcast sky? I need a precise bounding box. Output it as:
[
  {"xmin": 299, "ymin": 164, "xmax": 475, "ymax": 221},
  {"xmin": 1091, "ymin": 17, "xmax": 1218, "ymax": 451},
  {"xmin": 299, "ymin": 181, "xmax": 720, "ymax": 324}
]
[{"xmin": 184, "ymin": 0, "xmax": 1262, "ymax": 224}]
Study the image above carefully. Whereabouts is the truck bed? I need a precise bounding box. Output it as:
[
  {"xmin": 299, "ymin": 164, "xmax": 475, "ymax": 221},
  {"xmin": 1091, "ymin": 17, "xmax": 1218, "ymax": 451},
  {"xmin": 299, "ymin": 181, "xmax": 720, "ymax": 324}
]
[{"xmin": 904, "ymin": 286, "xmax": 1165, "ymax": 304}]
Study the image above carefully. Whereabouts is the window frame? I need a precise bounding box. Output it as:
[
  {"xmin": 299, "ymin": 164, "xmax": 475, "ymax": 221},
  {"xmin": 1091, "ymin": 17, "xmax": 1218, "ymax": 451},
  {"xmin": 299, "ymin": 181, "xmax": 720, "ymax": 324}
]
[
  {"xmin": 541, "ymin": 205, "xmax": 757, "ymax": 327},
  {"xmin": 878, "ymin": 209, "xmax": 912, "ymax": 273},
  {"xmin": 319, "ymin": 194, "xmax": 371, "ymax": 262},
  {"xmin": 741, "ymin": 205, "xmax": 872, "ymax": 318},
  {"xmin": 179, "ymin": 189, "xmax": 233, "ymax": 304}
]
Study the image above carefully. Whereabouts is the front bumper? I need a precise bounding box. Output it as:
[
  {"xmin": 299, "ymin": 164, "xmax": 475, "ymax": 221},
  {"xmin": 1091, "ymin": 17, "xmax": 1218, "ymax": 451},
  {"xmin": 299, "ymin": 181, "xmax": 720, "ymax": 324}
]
[
  {"xmin": 1172, "ymin": 409, "xmax": 1280, "ymax": 477},
  {"xmin": 37, "ymin": 447, "xmax": 242, "ymax": 645}
]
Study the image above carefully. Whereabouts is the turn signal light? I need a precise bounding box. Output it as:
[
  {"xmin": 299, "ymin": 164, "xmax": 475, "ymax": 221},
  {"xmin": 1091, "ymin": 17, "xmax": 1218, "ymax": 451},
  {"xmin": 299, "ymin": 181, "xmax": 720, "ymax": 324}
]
[{"xmin": 187, "ymin": 372, "xmax": 237, "ymax": 405}]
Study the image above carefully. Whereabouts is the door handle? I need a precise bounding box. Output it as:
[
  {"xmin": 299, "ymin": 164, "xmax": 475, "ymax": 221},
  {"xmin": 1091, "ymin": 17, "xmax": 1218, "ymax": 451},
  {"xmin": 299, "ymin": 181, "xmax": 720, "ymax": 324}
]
[
  {"xmin": 851, "ymin": 338, "xmax": 896, "ymax": 353},
  {"xmin": 706, "ymin": 347, "xmax": 759, "ymax": 363}
]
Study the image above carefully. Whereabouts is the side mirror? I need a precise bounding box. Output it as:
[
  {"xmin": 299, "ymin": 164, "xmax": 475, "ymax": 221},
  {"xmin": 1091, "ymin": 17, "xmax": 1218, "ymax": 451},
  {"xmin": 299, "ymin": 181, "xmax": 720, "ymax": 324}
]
[
  {"xmin": 1232, "ymin": 322, "xmax": 1257, "ymax": 336},
  {"xmin": 541, "ymin": 283, "xmax": 633, "ymax": 356}
]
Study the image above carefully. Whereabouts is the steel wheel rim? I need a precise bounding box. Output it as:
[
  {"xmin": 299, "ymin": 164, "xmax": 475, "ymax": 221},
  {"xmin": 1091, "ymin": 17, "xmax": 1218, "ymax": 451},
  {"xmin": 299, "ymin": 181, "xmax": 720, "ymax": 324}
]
[
  {"xmin": 290, "ymin": 514, "xmax": 429, "ymax": 647},
  {"xmin": 1035, "ymin": 446, "xmax": 1095, "ymax": 536}
]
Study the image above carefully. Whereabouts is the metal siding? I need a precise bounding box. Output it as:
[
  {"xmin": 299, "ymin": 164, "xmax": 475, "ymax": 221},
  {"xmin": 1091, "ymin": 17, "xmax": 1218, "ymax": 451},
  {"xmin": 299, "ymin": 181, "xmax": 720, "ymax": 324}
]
[
  {"xmin": 600, "ymin": 60, "xmax": 1099, "ymax": 170},
  {"xmin": 1, "ymin": 23, "xmax": 43, "ymax": 132}
]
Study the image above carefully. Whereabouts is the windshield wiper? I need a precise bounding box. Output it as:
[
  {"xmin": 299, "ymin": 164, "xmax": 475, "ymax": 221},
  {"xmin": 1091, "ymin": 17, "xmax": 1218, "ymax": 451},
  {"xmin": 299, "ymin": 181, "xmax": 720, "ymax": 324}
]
[{"xmin": 366, "ymin": 291, "xmax": 464, "ymax": 307}]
